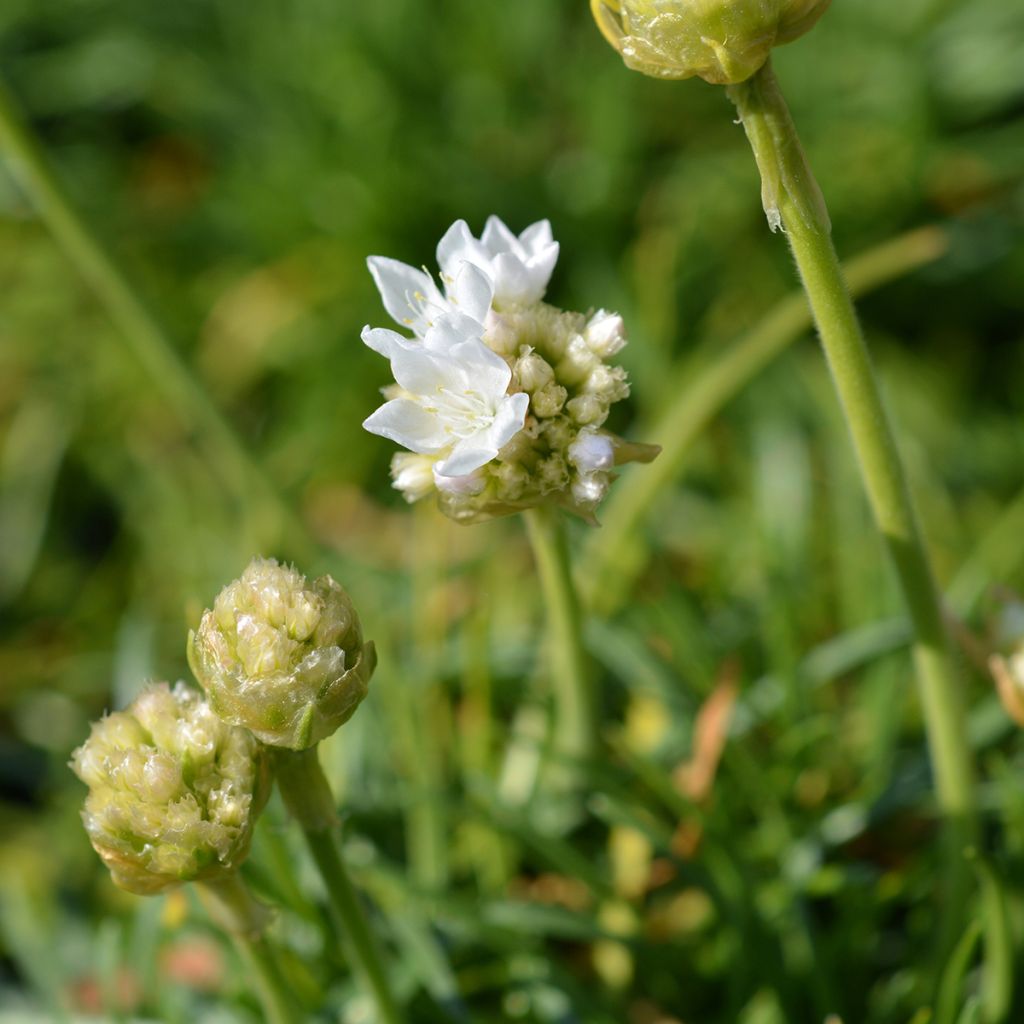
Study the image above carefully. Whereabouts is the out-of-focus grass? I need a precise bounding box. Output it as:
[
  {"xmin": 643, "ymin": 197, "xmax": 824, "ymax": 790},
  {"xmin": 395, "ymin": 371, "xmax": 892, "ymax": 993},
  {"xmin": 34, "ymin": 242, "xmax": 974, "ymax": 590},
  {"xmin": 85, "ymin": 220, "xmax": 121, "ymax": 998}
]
[{"xmin": 1, "ymin": 0, "xmax": 1023, "ymax": 1020}]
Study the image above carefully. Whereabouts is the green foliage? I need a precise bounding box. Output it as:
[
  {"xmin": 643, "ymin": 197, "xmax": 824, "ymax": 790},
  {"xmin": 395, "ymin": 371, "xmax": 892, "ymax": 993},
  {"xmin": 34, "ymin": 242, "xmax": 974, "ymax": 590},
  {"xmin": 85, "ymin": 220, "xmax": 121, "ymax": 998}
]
[{"xmin": 1, "ymin": 0, "xmax": 1023, "ymax": 1020}]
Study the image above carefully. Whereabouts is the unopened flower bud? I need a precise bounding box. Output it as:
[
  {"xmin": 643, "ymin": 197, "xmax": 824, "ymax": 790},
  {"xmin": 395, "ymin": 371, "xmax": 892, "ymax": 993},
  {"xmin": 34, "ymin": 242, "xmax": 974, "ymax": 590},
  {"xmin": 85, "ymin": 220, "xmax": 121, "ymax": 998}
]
[
  {"xmin": 532, "ymin": 382, "xmax": 569, "ymax": 419},
  {"xmin": 70, "ymin": 682, "xmax": 268, "ymax": 895},
  {"xmin": 567, "ymin": 393, "xmax": 606, "ymax": 426},
  {"xmin": 591, "ymin": 0, "xmax": 831, "ymax": 84},
  {"xmin": 392, "ymin": 453, "xmax": 437, "ymax": 503},
  {"xmin": 188, "ymin": 558, "xmax": 376, "ymax": 750},
  {"xmin": 569, "ymin": 430, "xmax": 616, "ymax": 473},
  {"xmin": 585, "ymin": 310, "xmax": 627, "ymax": 358},
  {"xmin": 515, "ymin": 349, "xmax": 556, "ymax": 393}
]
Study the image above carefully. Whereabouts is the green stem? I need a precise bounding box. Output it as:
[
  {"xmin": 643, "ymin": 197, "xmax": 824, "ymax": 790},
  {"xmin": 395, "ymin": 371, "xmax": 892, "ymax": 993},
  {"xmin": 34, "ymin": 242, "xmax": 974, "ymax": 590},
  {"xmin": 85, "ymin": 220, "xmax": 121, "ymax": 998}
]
[
  {"xmin": 523, "ymin": 507, "xmax": 594, "ymax": 780},
  {"xmin": 0, "ymin": 75, "xmax": 310, "ymax": 560},
  {"xmin": 727, "ymin": 59, "xmax": 977, "ymax": 858},
  {"xmin": 276, "ymin": 747, "xmax": 403, "ymax": 1024},
  {"xmin": 196, "ymin": 875, "xmax": 300, "ymax": 1024},
  {"xmin": 580, "ymin": 225, "xmax": 948, "ymax": 613}
]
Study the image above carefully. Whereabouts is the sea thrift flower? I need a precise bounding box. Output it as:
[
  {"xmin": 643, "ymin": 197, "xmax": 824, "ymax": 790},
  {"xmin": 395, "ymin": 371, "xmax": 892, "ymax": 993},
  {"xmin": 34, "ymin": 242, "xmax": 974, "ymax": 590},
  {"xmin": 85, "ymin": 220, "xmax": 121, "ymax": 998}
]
[
  {"xmin": 363, "ymin": 217, "xmax": 658, "ymax": 523},
  {"xmin": 590, "ymin": 0, "xmax": 831, "ymax": 84},
  {"xmin": 188, "ymin": 557, "xmax": 376, "ymax": 750},
  {"xmin": 71, "ymin": 682, "xmax": 268, "ymax": 895}
]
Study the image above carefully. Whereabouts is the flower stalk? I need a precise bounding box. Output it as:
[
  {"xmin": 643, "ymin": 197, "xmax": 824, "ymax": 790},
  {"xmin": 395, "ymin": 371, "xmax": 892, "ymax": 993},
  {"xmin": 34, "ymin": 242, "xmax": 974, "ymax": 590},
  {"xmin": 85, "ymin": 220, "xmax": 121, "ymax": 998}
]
[
  {"xmin": 727, "ymin": 61, "xmax": 977, "ymax": 865},
  {"xmin": 523, "ymin": 507, "xmax": 595, "ymax": 785},
  {"xmin": 196, "ymin": 875, "xmax": 301, "ymax": 1024},
  {"xmin": 275, "ymin": 746, "xmax": 403, "ymax": 1024}
]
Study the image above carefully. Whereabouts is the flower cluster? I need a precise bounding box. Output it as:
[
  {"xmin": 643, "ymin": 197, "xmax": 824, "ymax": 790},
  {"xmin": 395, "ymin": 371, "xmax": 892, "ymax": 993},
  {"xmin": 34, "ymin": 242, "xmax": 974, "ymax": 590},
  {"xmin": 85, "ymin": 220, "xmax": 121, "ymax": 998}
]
[
  {"xmin": 362, "ymin": 217, "xmax": 657, "ymax": 523},
  {"xmin": 188, "ymin": 557, "xmax": 375, "ymax": 750},
  {"xmin": 71, "ymin": 682, "xmax": 268, "ymax": 895},
  {"xmin": 590, "ymin": 0, "xmax": 831, "ymax": 84}
]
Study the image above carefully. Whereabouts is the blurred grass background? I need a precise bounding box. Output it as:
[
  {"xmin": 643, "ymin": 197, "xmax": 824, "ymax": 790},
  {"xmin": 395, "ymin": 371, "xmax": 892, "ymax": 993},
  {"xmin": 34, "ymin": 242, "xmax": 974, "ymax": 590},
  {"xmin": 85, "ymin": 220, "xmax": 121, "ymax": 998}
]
[{"xmin": 1, "ymin": 0, "xmax": 1023, "ymax": 1020}]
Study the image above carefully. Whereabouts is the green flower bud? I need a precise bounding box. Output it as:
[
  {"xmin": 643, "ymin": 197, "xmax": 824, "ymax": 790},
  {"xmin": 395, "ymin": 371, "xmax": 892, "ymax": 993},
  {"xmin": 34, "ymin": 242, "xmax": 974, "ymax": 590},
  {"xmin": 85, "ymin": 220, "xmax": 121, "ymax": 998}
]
[
  {"xmin": 187, "ymin": 557, "xmax": 376, "ymax": 750},
  {"xmin": 591, "ymin": 0, "xmax": 831, "ymax": 84},
  {"xmin": 70, "ymin": 682, "xmax": 269, "ymax": 895}
]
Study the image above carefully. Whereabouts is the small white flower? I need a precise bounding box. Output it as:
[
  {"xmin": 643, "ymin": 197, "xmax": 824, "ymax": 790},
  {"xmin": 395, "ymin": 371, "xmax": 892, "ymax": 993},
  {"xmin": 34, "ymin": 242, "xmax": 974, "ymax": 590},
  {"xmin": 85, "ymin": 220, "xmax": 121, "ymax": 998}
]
[
  {"xmin": 362, "ymin": 314, "xmax": 529, "ymax": 478},
  {"xmin": 437, "ymin": 216, "xmax": 559, "ymax": 309},
  {"xmin": 367, "ymin": 217, "xmax": 560, "ymax": 339}
]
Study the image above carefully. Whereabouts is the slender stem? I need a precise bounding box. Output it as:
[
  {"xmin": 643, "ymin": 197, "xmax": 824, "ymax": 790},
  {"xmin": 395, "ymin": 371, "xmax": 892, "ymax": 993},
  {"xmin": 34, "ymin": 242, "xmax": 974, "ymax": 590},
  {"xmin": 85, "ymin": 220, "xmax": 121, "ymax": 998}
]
[
  {"xmin": 0, "ymin": 75, "xmax": 311, "ymax": 561},
  {"xmin": 196, "ymin": 875, "xmax": 300, "ymax": 1024},
  {"xmin": 581, "ymin": 226, "xmax": 948, "ymax": 613},
  {"xmin": 276, "ymin": 747, "xmax": 403, "ymax": 1024},
  {"xmin": 523, "ymin": 507, "xmax": 595, "ymax": 779},
  {"xmin": 727, "ymin": 60, "xmax": 977, "ymax": 867}
]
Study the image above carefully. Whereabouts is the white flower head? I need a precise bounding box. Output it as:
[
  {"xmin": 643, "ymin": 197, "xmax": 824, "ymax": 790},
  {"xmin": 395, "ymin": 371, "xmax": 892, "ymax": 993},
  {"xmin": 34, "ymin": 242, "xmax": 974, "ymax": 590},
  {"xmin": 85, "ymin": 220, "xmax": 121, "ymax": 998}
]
[
  {"xmin": 362, "ymin": 314, "xmax": 529, "ymax": 478},
  {"xmin": 362, "ymin": 217, "xmax": 657, "ymax": 524}
]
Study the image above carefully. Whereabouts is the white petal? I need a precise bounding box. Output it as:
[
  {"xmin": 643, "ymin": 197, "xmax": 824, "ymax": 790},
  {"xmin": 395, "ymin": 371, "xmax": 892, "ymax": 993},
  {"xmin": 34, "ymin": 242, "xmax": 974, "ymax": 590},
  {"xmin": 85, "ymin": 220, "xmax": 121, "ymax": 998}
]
[
  {"xmin": 447, "ymin": 262, "xmax": 494, "ymax": 323},
  {"xmin": 390, "ymin": 346, "xmax": 466, "ymax": 396},
  {"xmin": 487, "ymin": 392, "xmax": 530, "ymax": 449},
  {"xmin": 437, "ymin": 220, "xmax": 490, "ymax": 281},
  {"xmin": 363, "ymin": 399, "xmax": 450, "ymax": 453},
  {"xmin": 432, "ymin": 464, "xmax": 485, "ymax": 494},
  {"xmin": 481, "ymin": 215, "xmax": 520, "ymax": 258},
  {"xmin": 519, "ymin": 219, "xmax": 554, "ymax": 255},
  {"xmin": 491, "ymin": 253, "xmax": 536, "ymax": 306},
  {"xmin": 367, "ymin": 257, "xmax": 448, "ymax": 334},
  {"xmin": 435, "ymin": 443, "xmax": 497, "ymax": 478},
  {"xmin": 526, "ymin": 241, "xmax": 559, "ymax": 298},
  {"xmin": 447, "ymin": 338, "xmax": 512, "ymax": 395},
  {"xmin": 361, "ymin": 325, "xmax": 417, "ymax": 361}
]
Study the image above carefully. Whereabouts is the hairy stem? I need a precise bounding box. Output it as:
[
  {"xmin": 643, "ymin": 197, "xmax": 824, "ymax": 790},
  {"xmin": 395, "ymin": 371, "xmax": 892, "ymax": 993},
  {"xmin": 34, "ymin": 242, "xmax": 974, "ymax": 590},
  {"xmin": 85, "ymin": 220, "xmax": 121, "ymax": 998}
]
[
  {"xmin": 196, "ymin": 875, "xmax": 300, "ymax": 1024},
  {"xmin": 727, "ymin": 60, "xmax": 977, "ymax": 924},
  {"xmin": 276, "ymin": 747, "xmax": 403, "ymax": 1024}
]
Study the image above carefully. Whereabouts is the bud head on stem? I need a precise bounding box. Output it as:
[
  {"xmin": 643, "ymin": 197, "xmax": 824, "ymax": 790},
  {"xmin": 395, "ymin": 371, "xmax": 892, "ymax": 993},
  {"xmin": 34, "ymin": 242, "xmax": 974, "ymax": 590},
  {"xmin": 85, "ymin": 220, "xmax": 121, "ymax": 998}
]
[
  {"xmin": 188, "ymin": 557, "xmax": 376, "ymax": 750},
  {"xmin": 71, "ymin": 682, "xmax": 269, "ymax": 895},
  {"xmin": 591, "ymin": 0, "xmax": 830, "ymax": 84}
]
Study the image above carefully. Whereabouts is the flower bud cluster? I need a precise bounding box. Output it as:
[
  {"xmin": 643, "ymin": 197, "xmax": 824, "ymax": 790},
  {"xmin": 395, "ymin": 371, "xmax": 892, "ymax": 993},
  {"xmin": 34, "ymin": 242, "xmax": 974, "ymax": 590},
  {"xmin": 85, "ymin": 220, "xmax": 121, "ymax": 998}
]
[
  {"xmin": 71, "ymin": 682, "xmax": 268, "ymax": 895},
  {"xmin": 431, "ymin": 305, "xmax": 637, "ymax": 523},
  {"xmin": 188, "ymin": 557, "xmax": 375, "ymax": 750},
  {"xmin": 363, "ymin": 217, "xmax": 658, "ymax": 524},
  {"xmin": 591, "ymin": 0, "xmax": 831, "ymax": 84}
]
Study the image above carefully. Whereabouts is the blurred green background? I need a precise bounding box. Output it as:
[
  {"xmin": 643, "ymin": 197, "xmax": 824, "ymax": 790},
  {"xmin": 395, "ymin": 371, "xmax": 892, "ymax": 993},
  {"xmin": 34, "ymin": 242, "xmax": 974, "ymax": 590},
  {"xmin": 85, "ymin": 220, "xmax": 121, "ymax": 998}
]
[{"xmin": 1, "ymin": 0, "xmax": 1023, "ymax": 1020}]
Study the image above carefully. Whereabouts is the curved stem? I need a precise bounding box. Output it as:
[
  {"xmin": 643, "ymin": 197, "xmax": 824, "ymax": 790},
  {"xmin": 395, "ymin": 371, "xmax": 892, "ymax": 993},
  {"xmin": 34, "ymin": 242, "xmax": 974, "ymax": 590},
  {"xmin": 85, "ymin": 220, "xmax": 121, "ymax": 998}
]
[
  {"xmin": 523, "ymin": 507, "xmax": 594, "ymax": 782},
  {"xmin": 196, "ymin": 875, "xmax": 300, "ymax": 1024},
  {"xmin": 0, "ymin": 75, "xmax": 311, "ymax": 561},
  {"xmin": 581, "ymin": 226, "xmax": 948, "ymax": 613},
  {"xmin": 276, "ymin": 747, "xmax": 403, "ymax": 1024},
  {"xmin": 727, "ymin": 60, "xmax": 977, "ymax": 882}
]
